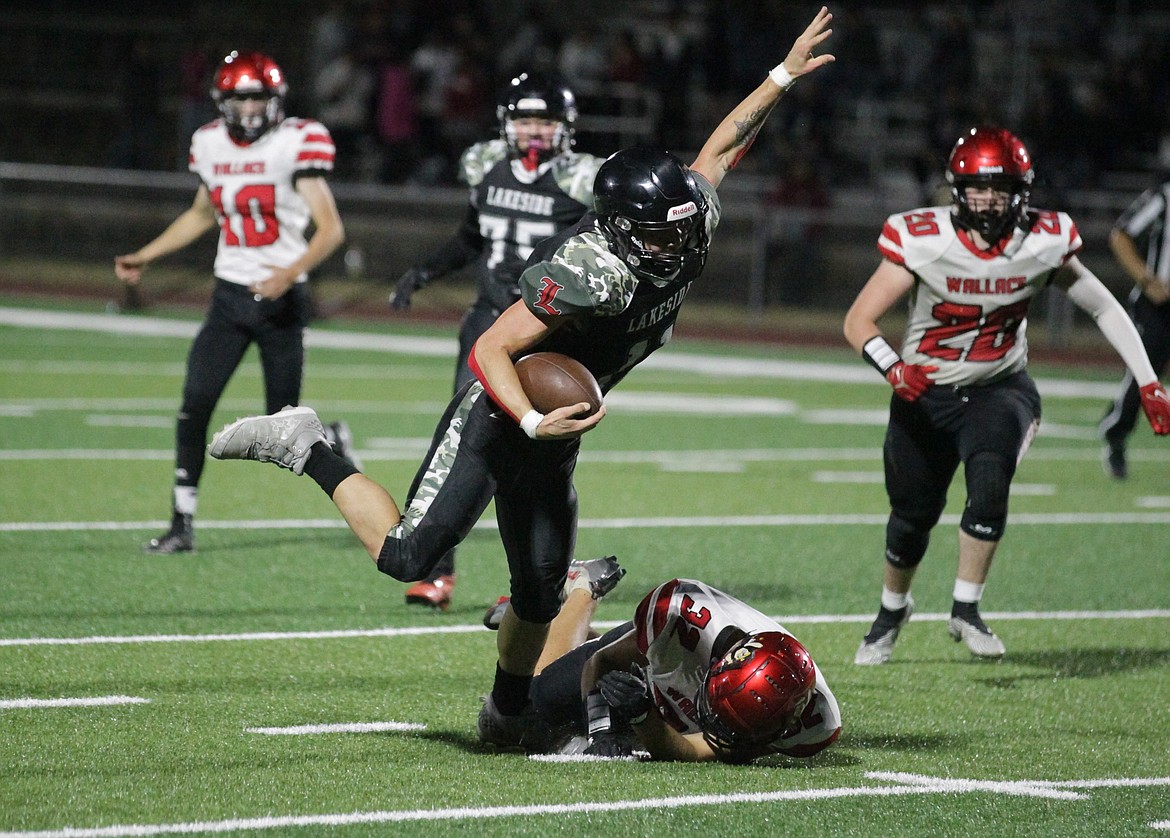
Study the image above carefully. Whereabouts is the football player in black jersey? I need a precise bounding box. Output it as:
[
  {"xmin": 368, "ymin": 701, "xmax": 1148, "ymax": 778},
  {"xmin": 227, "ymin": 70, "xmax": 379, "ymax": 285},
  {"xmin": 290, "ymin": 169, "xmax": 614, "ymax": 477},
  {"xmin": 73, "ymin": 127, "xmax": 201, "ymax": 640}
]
[
  {"xmin": 388, "ymin": 73, "xmax": 605, "ymax": 611},
  {"xmin": 208, "ymin": 7, "xmax": 836, "ymax": 749}
]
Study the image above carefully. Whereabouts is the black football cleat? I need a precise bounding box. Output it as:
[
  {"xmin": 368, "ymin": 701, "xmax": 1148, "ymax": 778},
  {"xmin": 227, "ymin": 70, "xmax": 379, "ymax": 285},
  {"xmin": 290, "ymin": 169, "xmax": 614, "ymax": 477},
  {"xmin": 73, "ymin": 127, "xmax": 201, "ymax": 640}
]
[{"xmin": 144, "ymin": 512, "xmax": 194, "ymax": 555}]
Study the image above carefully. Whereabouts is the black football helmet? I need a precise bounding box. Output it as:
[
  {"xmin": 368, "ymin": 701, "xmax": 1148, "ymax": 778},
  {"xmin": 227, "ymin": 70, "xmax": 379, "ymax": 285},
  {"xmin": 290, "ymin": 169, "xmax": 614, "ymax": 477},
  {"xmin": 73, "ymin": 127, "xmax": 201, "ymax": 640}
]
[
  {"xmin": 697, "ymin": 631, "xmax": 816, "ymax": 754},
  {"xmin": 497, "ymin": 72, "xmax": 577, "ymax": 167},
  {"xmin": 211, "ymin": 51, "xmax": 287, "ymax": 143},
  {"xmin": 946, "ymin": 125, "xmax": 1034, "ymax": 242},
  {"xmin": 593, "ymin": 148, "xmax": 710, "ymax": 287}
]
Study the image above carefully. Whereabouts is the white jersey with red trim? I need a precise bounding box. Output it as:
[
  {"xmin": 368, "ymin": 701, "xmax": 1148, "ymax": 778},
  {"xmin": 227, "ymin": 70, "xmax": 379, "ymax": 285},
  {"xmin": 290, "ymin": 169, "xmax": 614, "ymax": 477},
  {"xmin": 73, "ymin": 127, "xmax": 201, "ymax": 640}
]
[
  {"xmin": 877, "ymin": 207, "xmax": 1082, "ymax": 386},
  {"xmin": 633, "ymin": 578, "xmax": 840, "ymax": 758},
  {"xmin": 188, "ymin": 118, "xmax": 335, "ymax": 286}
]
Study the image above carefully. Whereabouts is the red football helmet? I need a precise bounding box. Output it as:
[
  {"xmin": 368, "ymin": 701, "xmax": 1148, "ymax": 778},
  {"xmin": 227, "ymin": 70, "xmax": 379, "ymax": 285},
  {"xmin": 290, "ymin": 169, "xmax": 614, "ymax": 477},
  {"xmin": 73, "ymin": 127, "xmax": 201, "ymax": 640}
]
[
  {"xmin": 211, "ymin": 51, "xmax": 287, "ymax": 143},
  {"xmin": 697, "ymin": 631, "xmax": 816, "ymax": 753},
  {"xmin": 946, "ymin": 125, "xmax": 1034, "ymax": 242}
]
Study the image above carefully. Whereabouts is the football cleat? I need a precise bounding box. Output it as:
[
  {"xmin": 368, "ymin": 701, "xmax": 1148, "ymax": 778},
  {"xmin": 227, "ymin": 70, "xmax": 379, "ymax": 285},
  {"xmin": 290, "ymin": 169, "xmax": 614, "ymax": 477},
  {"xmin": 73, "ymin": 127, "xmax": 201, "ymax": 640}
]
[
  {"xmin": 208, "ymin": 405, "xmax": 325, "ymax": 475},
  {"xmin": 854, "ymin": 596, "xmax": 914, "ymax": 665},
  {"xmin": 1101, "ymin": 442, "xmax": 1127, "ymax": 480},
  {"xmin": 947, "ymin": 612, "xmax": 1006, "ymax": 659},
  {"xmin": 476, "ymin": 695, "xmax": 553, "ymax": 751},
  {"xmin": 563, "ymin": 555, "xmax": 626, "ymax": 600},
  {"xmin": 404, "ymin": 575, "xmax": 456, "ymax": 610},
  {"xmin": 143, "ymin": 512, "xmax": 194, "ymax": 555},
  {"xmin": 325, "ymin": 420, "xmax": 364, "ymax": 472},
  {"xmin": 482, "ymin": 596, "xmax": 510, "ymax": 630}
]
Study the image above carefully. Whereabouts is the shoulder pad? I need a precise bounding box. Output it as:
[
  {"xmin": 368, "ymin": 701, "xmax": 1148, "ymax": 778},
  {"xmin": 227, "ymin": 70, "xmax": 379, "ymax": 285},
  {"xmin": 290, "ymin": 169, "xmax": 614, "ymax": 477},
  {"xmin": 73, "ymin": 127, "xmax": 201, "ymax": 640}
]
[
  {"xmin": 460, "ymin": 139, "xmax": 507, "ymax": 186},
  {"xmin": 878, "ymin": 206, "xmax": 952, "ymax": 268},
  {"xmin": 520, "ymin": 230, "xmax": 636, "ymax": 317},
  {"xmin": 552, "ymin": 153, "xmax": 605, "ymax": 206}
]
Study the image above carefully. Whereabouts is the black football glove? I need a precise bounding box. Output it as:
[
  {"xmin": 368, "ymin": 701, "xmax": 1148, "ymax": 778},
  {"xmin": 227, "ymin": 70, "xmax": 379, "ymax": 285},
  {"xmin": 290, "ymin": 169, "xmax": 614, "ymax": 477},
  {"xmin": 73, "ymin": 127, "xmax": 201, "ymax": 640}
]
[
  {"xmin": 388, "ymin": 267, "xmax": 430, "ymax": 311},
  {"xmin": 597, "ymin": 663, "xmax": 652, "ymax": 725}
]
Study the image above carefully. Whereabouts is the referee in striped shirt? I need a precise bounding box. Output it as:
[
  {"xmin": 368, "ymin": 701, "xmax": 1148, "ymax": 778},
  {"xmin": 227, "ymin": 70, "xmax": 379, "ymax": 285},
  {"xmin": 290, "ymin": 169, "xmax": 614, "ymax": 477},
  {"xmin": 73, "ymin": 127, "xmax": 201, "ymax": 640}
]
[{"xmin": 1099, "ymin": 179, "xmax": 1170, "ymax": 478}]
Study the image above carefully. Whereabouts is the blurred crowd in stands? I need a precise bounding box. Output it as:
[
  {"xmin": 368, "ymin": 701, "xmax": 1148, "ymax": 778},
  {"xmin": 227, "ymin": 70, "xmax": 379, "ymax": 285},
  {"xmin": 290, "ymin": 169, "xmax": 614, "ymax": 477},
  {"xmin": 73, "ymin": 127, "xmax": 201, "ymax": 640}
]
[{"xmin": 23, "ymin": 1, "xmax": 1170, "ymax": 204}]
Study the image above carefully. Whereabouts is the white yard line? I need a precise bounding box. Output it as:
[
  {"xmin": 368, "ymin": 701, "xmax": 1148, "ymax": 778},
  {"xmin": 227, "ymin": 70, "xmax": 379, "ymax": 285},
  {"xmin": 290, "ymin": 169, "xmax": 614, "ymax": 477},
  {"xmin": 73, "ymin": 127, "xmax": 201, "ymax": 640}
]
[
  {"xmin": 0, "ymin": 696, "xmax": 150, "ymax": 709},
  {"xmin": 1, "ymin": 773, "xmax": 1167, "ymax": 837},
  {"xmin": 245, "ymin": 722, "xmax": 426, "ymax": 735},
  {"xmin": 1, "ymin": 609, "xmax": 1167, "ymax": 649}
]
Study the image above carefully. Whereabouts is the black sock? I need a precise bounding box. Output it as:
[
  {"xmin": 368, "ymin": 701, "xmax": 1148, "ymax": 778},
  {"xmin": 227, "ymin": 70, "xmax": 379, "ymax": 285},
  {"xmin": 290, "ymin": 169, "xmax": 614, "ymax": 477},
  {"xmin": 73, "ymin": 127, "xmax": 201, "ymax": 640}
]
[
  {"xmin": 492, "ymin": 664, "xmax": 533, "ymax": 716},
  {"xmin": 302, "ymin": 441, "xmax": 359, "ymax": 498},
  {"xmin": 951, "ymin": 600, "xmax": 980, "ymax": 620}
]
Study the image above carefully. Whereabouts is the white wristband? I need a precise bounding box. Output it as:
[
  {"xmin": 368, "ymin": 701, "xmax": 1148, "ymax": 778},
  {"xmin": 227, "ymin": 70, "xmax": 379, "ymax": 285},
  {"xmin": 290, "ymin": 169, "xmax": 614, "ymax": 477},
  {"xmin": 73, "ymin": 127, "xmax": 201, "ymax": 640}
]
[
  {"xmin": 768, "ymin": 64, "xmax": 795, "ymax": 90},
  {"xmin": 519, "ymin": 409, "xmax": 544, "ymax": 439},
  {"xmin": 862, "ymin": 335, "xmax": 902, "ymax": 375}
]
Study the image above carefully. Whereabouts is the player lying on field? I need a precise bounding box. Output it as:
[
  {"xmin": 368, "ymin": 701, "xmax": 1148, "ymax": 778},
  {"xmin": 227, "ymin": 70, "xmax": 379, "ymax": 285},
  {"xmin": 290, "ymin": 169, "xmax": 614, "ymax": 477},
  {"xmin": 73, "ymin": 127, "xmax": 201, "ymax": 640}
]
[{"xmin": 484, "ymin": 558, "xmax": 841, "ymax": 762}]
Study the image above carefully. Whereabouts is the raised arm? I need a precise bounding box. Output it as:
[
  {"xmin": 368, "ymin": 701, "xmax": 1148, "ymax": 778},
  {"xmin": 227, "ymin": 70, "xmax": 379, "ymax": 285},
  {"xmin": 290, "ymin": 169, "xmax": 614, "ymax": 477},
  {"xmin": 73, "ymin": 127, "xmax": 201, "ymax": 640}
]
[{"xmin": 690, "ymin": 6, "xmax": 835, "ymax": 188}]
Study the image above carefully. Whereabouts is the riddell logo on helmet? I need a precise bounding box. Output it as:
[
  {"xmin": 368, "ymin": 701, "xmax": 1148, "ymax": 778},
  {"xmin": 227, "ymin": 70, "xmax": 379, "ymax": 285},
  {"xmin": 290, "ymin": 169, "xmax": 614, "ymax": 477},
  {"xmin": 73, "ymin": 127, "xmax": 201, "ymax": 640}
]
[
  {"xmin": 668, "ymin": 201, "xmax": 697, "ymax": 219},
  {"xmin": 978, "ymin": 165, "xmax": 1005, "ymax": 174}
]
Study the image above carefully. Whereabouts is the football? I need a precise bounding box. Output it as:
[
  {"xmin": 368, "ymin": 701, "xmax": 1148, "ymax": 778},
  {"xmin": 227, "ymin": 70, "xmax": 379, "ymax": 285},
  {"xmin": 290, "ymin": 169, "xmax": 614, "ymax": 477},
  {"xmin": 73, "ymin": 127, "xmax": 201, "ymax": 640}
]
[{"xmin": 515, "ymin": 352, "xmax": 603, "ymax": 417}]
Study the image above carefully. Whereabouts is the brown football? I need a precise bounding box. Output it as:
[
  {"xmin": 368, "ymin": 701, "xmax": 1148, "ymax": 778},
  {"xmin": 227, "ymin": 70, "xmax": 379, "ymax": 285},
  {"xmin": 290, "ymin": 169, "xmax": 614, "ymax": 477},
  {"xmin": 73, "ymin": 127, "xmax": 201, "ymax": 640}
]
[{"xmin": 515, "ymin": 352, "xmax": 603, "ymax": 417}]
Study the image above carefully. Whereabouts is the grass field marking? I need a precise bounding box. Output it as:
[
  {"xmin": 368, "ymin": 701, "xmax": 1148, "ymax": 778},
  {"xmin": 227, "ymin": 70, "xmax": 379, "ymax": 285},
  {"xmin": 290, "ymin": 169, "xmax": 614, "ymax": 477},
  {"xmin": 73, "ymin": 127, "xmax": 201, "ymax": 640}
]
[
  {"xmin": 6, "ymin": 511, "xmax": 1170, "ymax": 534},
  {"xmin": 2, "ymin": 609, "xmax": 1168, "ymax": 648},
  {"xmin": 0, "ymin": 306, "xmax": 1128, "ymax": 397},
  {"xmin": 245, "ymin": 722, "xmax": 426, "ymax": 735},
  {"xmin": 0, "ymin": 696, "xmax": 150, "ymax": 709},
  {"xmin": 0, "ymin": 625, "xmax": 485, "ymax": 648},
  {"xmin": 1151, "ymin": 820, "xmax": 1170, "ymax": 830},
  {"xmin": 4, "ymin": 774, "xmax": 1169, "ymax": 837},
  {"xmin": 866, "ymin": 771, "xmax": 1083, "ymax": 800}
]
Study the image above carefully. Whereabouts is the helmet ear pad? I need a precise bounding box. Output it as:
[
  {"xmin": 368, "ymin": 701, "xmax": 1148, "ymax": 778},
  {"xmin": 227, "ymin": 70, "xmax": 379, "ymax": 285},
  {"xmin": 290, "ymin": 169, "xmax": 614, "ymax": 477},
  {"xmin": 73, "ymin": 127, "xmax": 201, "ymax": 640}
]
[{"xmin": 593, "ymin": 148, "xmax": 710, "ymax": 286}]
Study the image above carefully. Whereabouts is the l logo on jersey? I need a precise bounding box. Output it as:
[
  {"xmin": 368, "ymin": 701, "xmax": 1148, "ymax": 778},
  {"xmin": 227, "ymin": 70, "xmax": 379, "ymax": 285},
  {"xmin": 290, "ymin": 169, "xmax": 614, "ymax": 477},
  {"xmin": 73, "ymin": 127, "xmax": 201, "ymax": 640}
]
[{"xmin": 535, "ymin": 276, "xmax": 564, "ymax": 315}]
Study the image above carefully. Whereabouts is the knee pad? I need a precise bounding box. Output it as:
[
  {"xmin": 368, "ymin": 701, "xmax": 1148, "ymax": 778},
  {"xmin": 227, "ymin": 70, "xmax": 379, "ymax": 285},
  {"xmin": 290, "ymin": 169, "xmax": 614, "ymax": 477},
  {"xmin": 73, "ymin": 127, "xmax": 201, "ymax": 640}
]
[
  {"xmin": 961, "ymin": 451, "xmax": 1011, "ymax": 541},
  {"xmin": 885, "ymin": 513, "xmax": 930, "ymax": 569}
]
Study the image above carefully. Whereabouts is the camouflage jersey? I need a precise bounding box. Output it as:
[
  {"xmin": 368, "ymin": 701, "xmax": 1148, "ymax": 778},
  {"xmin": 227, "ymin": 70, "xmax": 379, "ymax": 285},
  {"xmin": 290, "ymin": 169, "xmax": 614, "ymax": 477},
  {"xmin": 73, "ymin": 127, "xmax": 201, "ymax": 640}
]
[
  {"xmin": 517, "ymin": 174, "xmax": 721, "ymax": 393},
  {"xmin": 461, "ymin": 139, "xmax": 603, "ymax": 312}
]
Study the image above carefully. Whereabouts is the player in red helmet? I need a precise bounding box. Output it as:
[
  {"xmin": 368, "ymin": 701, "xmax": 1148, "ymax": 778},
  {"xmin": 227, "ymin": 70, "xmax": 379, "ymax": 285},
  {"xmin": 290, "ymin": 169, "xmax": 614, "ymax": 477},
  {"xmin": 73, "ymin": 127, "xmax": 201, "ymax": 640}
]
[
  {"xmin": 211, "ymin": 51, "xmax": 288, "ymax": 144},
  {"xmin": 845, "ymin": 125, "xmax": 1170, "ymax": 665},
  {"xmin": 516, "ymin": 576, "xmax": 839, "ymax": 762},
  {"xmin": 114, "ymin": 50, "xmax": 357, "ymax": 555}
]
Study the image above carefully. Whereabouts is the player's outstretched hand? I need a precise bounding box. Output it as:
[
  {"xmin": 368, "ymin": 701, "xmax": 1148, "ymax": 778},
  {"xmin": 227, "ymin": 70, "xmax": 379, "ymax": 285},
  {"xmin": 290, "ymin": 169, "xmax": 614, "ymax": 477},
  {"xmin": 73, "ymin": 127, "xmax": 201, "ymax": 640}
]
[
  {"xmin": 389, "ymin": 267, "xmax": 428, "ymax": 310},
  {"xmin": 781, "ymin": 6, "xmax": 836, "ymax": 81},
  {"xmin": 886, "ymin": 361, "xmax": 937, "ymax": 402},
  {"xmin": 535, "ymin": 403, "xmax": 606, "ymax": 440},
  {"xmin": 1140, "ymin": 382, "xmax": 1170, "ymax": 435}
]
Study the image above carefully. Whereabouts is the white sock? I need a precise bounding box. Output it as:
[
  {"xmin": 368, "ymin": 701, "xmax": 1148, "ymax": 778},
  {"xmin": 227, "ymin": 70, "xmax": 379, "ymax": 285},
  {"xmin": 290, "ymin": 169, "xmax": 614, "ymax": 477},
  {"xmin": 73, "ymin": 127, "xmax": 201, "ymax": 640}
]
[
  {"xmin": 173, "ymin": 486, "xmax": 197, "ymax": 516},
  {"xmin": 953, "ymin": 579, "xmax": 985, "ymax": 604},
  {"xmin": 880, "ymin": 586, "xmax": 910, "ymax": 611}
]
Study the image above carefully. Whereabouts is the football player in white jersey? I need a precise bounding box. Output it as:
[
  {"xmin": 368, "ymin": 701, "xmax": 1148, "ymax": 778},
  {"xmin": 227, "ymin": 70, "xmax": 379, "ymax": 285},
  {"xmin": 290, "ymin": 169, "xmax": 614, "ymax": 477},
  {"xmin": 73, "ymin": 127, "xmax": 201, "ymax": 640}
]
[
  {"xmin": 520, "ymin": 574, "xmax": 841, "ymax": 762},
  {"xmin": 388, "ymin": 72, "xmax": 605, "ymax": 612},
  {"xmin": 114, "ymin": 51, "xmax": 353, "ymax": 555},
  {"xmin": 844, "ymin": 126, "xmax": 1170, "ymax": 665}
]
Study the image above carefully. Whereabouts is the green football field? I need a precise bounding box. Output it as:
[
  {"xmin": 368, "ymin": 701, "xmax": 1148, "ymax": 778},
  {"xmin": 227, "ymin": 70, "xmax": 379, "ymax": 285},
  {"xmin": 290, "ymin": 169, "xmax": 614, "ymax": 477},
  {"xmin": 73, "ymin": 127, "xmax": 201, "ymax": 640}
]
[{"xmin": 2, "ymin": 299, "xmax": 1169, "ymax": 837}]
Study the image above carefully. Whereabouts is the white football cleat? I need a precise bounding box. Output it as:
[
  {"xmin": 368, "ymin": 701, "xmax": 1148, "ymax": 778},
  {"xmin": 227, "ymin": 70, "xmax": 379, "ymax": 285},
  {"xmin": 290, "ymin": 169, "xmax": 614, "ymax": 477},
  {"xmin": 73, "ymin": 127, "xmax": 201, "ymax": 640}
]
[
  {"xmin": 948, "ymin": 613, "xmax": 1006, "ymax": 659},
  {"xmin": 854, "ymin": 596, "xmax": 914, "ymax": 666},
  {"xmin": 208, "ymin": 405, "xmax": 326, "ymax": 475}
]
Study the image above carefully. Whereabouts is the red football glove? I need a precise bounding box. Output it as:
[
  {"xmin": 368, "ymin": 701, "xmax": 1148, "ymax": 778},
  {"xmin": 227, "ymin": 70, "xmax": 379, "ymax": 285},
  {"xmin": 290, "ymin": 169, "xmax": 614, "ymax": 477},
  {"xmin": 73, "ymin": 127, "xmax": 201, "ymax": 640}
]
[
  {"xmin": 1140, "ymin": 381, "xmax": 1170, "ymax": 436},
  {"xmin": 886, "ymin": 361, "xmax": 938, "ymax": 402}
]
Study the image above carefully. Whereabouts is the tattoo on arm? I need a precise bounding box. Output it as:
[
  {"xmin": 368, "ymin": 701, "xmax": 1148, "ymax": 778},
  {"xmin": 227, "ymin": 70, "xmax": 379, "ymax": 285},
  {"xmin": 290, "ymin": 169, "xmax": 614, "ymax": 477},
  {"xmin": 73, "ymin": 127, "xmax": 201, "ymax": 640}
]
[{"xmin": 728, "ymin": 105, "xmax": 772, "ymax": 170}]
